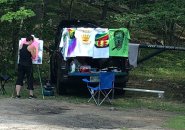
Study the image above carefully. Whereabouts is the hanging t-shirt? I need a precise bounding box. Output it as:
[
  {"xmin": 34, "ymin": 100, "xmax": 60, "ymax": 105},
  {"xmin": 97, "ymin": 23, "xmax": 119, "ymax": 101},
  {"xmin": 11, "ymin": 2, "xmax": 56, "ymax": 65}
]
[
  {"xmin": 109, "ymin": 28, "xmax": 130, "ymax": 57},
  {"xmin": 129, "ymin": 43, "xmax": 139, "ymax": 67},
  {"xmin": 75, "ymin": 28, "xmax": 96, "ymax": 57},
  {"xmin": 59, "ymin": 28, "xmax": 77, "ymax": 60},
  {"xmin": 93, "ymin": 28, "xmax": 109, "ymax": 58},
  {"xmin": 59, "ymin": 28, "xmax": 68, "ymax": 60}
]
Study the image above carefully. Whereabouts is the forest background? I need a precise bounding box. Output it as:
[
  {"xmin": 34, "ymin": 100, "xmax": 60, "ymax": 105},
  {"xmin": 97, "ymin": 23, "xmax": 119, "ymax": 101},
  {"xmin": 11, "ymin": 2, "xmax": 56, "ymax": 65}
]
[{"xmin": 0, "ymin": 0, "xmax": 185, "ymax": 99}]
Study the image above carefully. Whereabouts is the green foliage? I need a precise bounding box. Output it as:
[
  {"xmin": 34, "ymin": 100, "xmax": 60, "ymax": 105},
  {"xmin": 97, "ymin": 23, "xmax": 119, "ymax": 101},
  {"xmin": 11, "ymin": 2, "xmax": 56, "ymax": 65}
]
[
  {"xmin": 0, "ymin": 0, "xmax": 8, "ymax": 3},
  {"xmin": 1, "ymin": 7, "xmax": 35, "ymax": 22},
  {"xmin": 141, "ymin": 0, "xmax": 185, "ymax": 27},
  {"xmin": 133, "ymin": 50, "xmax": 185, "ymax": 80},
  {"xmin": 165, "ymin": 116, "xmax": 185, "ymax": 130},
  {"xmin": 111, "ymin": 0, "xmax": 185, "ymax": 44}
]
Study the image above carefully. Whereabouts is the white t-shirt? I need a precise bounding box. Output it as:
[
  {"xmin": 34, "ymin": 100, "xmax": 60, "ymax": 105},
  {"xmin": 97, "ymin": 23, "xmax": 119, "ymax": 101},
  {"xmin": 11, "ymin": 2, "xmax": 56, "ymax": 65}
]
[
  {"xmin": 75, "ymin": 28, "xmax": 96, "ymax": 57},
  {"xmin": 60, "ymin": 28, "xmax": 77, "ymax": 60},
  {"xmin": 59, "ymin": 28, "xmax": 69, "ymax": 60},
  {"xmin": 93, "ymin": 28, "xmax": 109, "ymax": 58}
]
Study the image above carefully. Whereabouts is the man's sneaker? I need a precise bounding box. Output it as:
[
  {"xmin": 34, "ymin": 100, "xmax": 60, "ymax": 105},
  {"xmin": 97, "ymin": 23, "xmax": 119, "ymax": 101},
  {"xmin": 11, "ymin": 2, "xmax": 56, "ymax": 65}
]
[
  {"xmin": 28, "ymin": 95, "xmax": 37, "ymax": 99},
  {"xmin": 15, "ymin": 95, "xmax": 21, "ymax": 99}
]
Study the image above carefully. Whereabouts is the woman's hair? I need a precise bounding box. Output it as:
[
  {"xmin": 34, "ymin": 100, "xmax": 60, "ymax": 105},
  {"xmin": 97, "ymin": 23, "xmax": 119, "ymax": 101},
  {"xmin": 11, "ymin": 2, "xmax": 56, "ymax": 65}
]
[{"xmin": 26, "ymin": 35, "xmax": 34, "ymax": 42}]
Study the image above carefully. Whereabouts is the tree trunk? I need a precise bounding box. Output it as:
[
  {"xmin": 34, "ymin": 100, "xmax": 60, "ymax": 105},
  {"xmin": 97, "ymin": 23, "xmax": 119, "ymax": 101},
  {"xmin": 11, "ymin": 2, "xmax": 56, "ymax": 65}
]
[
  {"xmin": 12, "ymin": 23, "xmax": 19, "ymax": 71},
  {"xmin": 168, "ymin": 20, "xmax": 175, "ymax": 46},
  {"xmin": 68, "ymin": 0, "xmax": 74, "ymax": 20},
  {"xmin": 101, "ymin": 0, "xmax": 109, "ymax": 20},
  {"xmin": 163, "ymin": 18, "xmax": 168, "ymax": 45},
  {"xmin": 11, "ymin": 0, "xmax": 25, "ymax": 70},
  {"xmin": 40, "ymin": 0, "xmax": 45, "ymax": 39}
]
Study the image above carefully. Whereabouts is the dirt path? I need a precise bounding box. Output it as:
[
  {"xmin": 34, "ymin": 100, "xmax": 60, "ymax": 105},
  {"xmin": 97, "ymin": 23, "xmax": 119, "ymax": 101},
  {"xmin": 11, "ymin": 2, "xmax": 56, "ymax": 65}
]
[{"xmin": 0, "ymin": 98, "xmax": 174, "ymax": 130}]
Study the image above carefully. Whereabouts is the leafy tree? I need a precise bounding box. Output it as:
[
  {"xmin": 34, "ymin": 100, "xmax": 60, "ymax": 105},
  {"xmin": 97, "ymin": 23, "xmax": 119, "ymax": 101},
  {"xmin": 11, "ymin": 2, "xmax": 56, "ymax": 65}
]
[
  {"xmin": 0, "ymin": 0, "xmax": 35, "ymax": 71},
  {"xmin": 112, "ymin": 0, "xmax": 185, "ymax": 45}
]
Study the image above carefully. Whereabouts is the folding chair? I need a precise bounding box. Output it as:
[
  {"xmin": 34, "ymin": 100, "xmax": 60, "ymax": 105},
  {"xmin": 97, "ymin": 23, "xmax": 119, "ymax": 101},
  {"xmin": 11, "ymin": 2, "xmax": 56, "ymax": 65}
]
[
  {"xmin": 0, "ymin": 74, "xmax": 10, "ymax": 94},
  {"xmin": 82, "ymin": 72, "xmax": 115, "ymax": 106}
]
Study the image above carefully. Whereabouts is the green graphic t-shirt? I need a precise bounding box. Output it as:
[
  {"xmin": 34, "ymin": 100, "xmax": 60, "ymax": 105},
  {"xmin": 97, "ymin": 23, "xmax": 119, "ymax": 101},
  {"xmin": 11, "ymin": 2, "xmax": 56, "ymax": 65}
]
[{"xmin": 109, "ymin": 28, "xmax": 130, "ymax": 57}]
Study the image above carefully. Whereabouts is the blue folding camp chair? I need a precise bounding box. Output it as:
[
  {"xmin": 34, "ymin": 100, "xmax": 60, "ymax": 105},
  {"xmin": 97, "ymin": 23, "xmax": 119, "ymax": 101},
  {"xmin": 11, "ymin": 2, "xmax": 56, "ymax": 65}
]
[{"xmin": 82, "ymin": 72, "xmax": 115, "ymax": 106}]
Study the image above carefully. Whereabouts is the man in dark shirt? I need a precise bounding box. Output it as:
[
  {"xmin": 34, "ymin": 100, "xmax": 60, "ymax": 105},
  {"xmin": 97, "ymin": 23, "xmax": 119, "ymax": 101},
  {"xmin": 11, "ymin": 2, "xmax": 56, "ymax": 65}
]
[{"xmin": 15, "ymin": 35, "xmax": 36, "ymax": 99}]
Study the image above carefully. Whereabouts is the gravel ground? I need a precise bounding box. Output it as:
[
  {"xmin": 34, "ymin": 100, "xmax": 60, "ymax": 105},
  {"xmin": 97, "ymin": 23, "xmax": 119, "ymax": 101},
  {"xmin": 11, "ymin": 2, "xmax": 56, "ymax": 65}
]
[{"xmin": 0, "ymin": 98, "xmax": 174, "ymax": 130}]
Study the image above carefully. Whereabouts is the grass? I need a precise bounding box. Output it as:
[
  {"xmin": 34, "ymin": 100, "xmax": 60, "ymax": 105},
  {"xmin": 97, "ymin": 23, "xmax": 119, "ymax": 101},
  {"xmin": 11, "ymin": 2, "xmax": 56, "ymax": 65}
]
[
  {"xmin": 0, "ymin": 82, "xmax": 89, "ymax": 103},
  {"xmin": 112, "ymin": 98, "xmax": 185, "ymax": 113},
  {"xmin": 133, "ymin": 50, "xmax": 185, "ymax": 80},
  {"xmin": 164, "ymin": 116, "xmax": 185, "ymax": 130},
  {"xmin": 2, "ymin": 83, "xmax": 185, "ymax": 113},
  {"xmin": 125, "ymin": 50, "xmax": 185, "ymax": 130}
]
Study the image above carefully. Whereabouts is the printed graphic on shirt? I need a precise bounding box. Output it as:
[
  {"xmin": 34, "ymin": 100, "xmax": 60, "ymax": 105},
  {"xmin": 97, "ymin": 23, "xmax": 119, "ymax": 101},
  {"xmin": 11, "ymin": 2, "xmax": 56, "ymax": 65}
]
[
  {"xmin": 95, "ymin": 33, "xmax": 109, "ymax": 48},
  {"xmin": 112, "ymin": 30, "xmax": 124, "ymax": 50},
  {"xmin": 93, "ymin": 28, "xmax": 109, "ymax": 58},
  {"xmin": 81, "ymin": 34, "xmax": 90, "ymax": 44},
  {"xmin": 67, "ymin": 28, "xmax": 77, "ymax": 56},
  {"xmin": 109, "ymin": 28, "xmax": 130, "ymax": 57}
]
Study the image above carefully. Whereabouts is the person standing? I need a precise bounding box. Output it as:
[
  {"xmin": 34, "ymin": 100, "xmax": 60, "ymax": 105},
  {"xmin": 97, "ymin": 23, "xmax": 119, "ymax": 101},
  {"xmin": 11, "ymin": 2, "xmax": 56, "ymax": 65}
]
[{"xmin": 15, "ymin": 35, "xmax": 36, "ymax": 99}]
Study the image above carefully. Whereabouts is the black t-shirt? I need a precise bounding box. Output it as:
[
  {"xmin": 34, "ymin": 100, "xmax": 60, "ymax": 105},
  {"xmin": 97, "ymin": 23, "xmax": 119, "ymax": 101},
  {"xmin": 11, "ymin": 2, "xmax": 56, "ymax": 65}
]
[{"xmin": 19, "ymin": 44, "xmax": 32, "ymax": 66}]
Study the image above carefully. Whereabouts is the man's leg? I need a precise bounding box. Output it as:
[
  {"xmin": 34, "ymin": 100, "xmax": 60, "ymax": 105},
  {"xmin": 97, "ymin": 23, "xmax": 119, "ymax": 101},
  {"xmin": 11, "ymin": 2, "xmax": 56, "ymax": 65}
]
[
  {"xmin": 29, "ymin": 90, "xmax": 33, "ymax": 96},
  {"xmin": 16, "ymin": 85, "xmax": 22, "ymax": 96},
  {"xmin": 26, "ymin": 65, "xmax": 35, "ymax": 98},
  {"xmin": 15, "ymin": 64, "xmax": 24, "ymax": 97}
]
